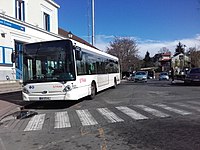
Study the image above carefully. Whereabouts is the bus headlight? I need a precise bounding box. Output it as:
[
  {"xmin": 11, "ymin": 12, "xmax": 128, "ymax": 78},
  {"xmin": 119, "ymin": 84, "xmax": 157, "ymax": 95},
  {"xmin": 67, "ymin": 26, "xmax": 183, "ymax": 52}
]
[
  {"xmin": 63, "ymin": 85, "xmax": 72, "ymax": 92},
  {"xmin": 23, "ymin": 87, "xmax": 30, "ymax": 94}
]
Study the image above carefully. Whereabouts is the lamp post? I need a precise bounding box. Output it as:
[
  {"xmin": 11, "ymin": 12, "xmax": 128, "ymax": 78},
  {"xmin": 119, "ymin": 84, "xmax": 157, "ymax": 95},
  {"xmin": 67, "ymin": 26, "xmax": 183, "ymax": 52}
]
[
  {"xmin": 68, "ymin": 31, "xmax": 73, "ymax": 39},
  {"xmin": 0, "ymin": 29, "xmax": 6, "ymax": 38},
  {"xmin": 184, "ymin": 45, "xmax": 187, "ymax": 68},
  {"xmin": 92, "ymin": 0, "xmax": 95, "ymax": 45}
]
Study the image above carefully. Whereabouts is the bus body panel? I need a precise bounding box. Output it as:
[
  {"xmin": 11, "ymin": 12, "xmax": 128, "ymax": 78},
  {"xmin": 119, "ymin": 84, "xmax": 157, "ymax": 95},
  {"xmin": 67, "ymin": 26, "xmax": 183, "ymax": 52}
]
[
  {"xmin": 22, "ymin": 73, "xmax": 120, "ymax": 101},
  {"xmin": 22, "ymin": 39, "xmax": 120, "ymax": 101}
]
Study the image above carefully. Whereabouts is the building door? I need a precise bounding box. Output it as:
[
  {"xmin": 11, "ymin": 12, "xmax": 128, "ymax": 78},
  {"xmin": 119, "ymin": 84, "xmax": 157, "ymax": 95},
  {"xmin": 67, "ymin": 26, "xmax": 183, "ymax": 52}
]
[{"xmin": 15, "ymin": 41, "xmax": 24, "ymax": 79}]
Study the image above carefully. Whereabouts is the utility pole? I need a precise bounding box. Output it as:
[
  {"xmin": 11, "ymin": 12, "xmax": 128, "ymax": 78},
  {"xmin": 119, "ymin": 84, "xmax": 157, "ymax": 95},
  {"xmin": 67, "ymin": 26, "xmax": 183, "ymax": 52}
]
[
  {"xmin": 92, "ymin": 0, "xmax": 95, "ymax": 45},
  {"xmin": 87, "ymin": 0, "xmax": 91, "ymax": 43}
]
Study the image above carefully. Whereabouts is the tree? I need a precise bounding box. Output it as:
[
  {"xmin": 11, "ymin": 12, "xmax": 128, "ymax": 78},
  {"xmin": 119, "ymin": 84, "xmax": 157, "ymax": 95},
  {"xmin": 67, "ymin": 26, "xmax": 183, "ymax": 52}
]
[
  {"xmin": 174, "ymin": 42, "xmax": 185, "ymax": 55},
  {"xmin": 158, "ymin": 47, "xmax": 170, "ymax": 54},
  {"xmin": 189, "ymin": 47, "xmax": 200, "ymax": 67},
  {"xmin": 106, "ymin": 37, "xmax": 140, "ymax": 72},
  {"xmin": 142, "ymin": 51, "xmax": 154, "ymax": 68},
  {"xmin": 143, "ymin": 51, "xmax": 151, "ymax": 62}
]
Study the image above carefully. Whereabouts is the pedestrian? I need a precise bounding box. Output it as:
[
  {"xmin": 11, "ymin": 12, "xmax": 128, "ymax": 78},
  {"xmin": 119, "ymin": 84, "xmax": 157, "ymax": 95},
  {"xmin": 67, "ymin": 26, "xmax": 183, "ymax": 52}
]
[{"xmin": 171, "ymin": 67, "xmax": 174, "ymax": 83}]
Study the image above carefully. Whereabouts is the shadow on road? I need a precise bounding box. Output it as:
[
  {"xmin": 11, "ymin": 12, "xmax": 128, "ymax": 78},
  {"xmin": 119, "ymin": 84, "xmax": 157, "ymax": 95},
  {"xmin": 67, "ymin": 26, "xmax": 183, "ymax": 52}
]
[
  {"xmin": 0, "ymin": 91, "xmax": 84, "ymax": 110},
  {"xmin": 0, "ymin": 91, "xmax": 23, "ymax": 105},
  {"xmin": 23, "ymin": 100, "xmax": 84, "ymax": 110}
]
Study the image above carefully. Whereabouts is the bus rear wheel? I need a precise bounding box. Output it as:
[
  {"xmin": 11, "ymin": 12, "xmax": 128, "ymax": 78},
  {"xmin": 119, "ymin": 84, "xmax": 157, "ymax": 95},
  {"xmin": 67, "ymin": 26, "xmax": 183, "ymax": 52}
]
[{"xmin": 88, "ymin": 82, "xmax": 96, "ymax": 100}]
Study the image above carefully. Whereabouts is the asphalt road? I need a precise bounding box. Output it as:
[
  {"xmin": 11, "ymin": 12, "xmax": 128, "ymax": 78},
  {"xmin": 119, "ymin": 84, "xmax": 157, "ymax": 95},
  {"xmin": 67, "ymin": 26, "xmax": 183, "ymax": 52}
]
[{"xmin": 1, "ymin": 79, "xmax": 200, "ymax": 150}]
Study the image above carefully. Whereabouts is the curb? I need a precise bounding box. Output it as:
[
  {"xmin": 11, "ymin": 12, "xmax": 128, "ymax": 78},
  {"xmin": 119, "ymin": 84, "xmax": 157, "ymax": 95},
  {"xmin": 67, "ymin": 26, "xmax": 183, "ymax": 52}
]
[
  {"xmin": 0, "ymin": 103, "xmax": 21, "ymax": 121},
  {"xmin": 0, "ymin": 89, "xmax": 22, "ymax": 94}
]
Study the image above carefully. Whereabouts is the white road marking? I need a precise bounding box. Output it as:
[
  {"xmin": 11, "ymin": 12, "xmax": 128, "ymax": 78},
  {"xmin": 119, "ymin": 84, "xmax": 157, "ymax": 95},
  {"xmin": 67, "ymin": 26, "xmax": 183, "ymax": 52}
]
[
  {"xmin": 187, "ymin": 101, "xmax": 200, "ymax": 106},
  {"xmin": 116, "ymin": 106, "xmax": 148, "ymax": 120},
  {"xmin": 54, "ymin": 111, "xmax": 71, "ymax": 128},
  {"xmin": 97, "ymin": 108, "xmax": 124, "ymax": 123},
  {"xmin": 24, "ymin": 114, "xmax": 46, "ymax": 131},
  {"xmin": 135, "ymin": 105, "xmax": 170, "ymax": 118},
  {"xmin": 153, "ymin": 104, "xmax": 192, "ymax": 115},
  {"xmin": 76, "ymin": 109, "xmax": 98, "ymax": 126},
  {"xmin": 173, "ymin": 102, "xmax": 200, "ymax": 112}
]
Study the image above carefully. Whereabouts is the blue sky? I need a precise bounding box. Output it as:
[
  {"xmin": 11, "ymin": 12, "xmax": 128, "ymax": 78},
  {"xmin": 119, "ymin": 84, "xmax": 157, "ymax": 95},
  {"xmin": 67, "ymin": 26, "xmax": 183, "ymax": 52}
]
[{"xmin": 55, "ymin": 0, "xmax": 200, "ymax": 57}]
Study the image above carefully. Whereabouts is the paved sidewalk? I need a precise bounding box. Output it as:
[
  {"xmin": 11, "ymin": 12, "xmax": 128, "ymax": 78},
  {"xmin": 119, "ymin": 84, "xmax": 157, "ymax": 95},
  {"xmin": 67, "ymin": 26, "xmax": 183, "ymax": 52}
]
[
  {"xmin": 0, "ymin": 80, "xmax": 22, "ymax": 120},
  {"xmin": 0, "ymin": 80, "xmax": 22, "ymax": 94},
  {"xmin": 0, "ymin": 100, "xmax": 21, "ymax": 120},
  {"xmin": 171, "ymin": 79, "xmax": 185, "ymax": 84}
]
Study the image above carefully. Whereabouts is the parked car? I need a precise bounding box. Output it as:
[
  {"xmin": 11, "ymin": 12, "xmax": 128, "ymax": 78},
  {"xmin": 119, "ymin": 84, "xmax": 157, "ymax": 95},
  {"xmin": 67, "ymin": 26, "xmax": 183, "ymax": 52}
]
[
  {"xmin": 184, "ymin": 68, "xmax": 200, "ymax": 85},
  {"xmin": 159, "ymin": 72, "xmax": 169, "ymax": 80},
  {"xmin": 134, "ymin": 71, "xmax": 147, "ymax": 82}
]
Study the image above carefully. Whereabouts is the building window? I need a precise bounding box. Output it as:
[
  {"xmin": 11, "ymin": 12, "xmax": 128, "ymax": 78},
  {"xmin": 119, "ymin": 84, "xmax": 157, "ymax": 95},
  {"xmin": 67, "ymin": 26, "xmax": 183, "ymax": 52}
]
[
  {"xmin": 44, "ymin": 12, "xmax": 50, "ymax": 31},
  {"xmin": 15, "ymin": 0, "xmax": 25, "ymax": 21}
]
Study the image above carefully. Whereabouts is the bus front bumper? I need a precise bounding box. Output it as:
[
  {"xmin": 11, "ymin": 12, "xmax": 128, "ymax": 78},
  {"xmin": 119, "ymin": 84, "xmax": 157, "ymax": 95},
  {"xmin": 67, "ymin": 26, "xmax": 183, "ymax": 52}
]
[{"xmin": 22, "ymin": 92, "xmax": 79, "ymax": 101}]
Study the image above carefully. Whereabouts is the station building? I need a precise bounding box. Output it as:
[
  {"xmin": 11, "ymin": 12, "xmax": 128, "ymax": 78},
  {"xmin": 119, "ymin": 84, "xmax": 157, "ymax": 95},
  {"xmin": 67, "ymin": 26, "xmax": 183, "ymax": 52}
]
[{"xmin": 0, "ymin": 0, "xmax": 63, "ymax": 81}]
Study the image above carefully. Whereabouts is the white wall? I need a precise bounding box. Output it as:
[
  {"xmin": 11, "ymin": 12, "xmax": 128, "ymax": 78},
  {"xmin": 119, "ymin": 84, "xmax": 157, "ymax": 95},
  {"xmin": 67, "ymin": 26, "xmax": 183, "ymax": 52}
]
[
  {"xmin": 0, "ymin": 0, "xmax": 61, "ymax": 80},
  {"xmin": 0, "ymin": 0, "xmax": 15, "ymax": 17},
  {"xmin": 27, "ymin": 0, "xmax": 59, "ymax": 34},
  {"xmin": 0, "ymin": 0, "xmax": 59, "ymax": 34}
]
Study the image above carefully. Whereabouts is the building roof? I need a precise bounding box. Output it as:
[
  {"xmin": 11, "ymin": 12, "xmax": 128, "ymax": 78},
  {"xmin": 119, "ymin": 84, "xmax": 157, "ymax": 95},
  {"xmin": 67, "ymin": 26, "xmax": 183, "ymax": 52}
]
[
  {"xmin": 173, "ymin": 52, "xmax": 184, "ymax": 57},
  {"xmin": 161, "ymin": 52, "xmax": 171, "ymax": 56},
  {"xmin": 58, "ymin": 28, "xmax": 98, "ymax": 50}
]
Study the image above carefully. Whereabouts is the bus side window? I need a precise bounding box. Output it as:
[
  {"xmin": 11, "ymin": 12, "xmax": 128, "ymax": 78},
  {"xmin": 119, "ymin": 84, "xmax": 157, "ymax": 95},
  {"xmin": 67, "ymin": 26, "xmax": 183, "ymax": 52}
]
[{"xmin": 75, "ymin": 47, "xmax": 82, "ymax": 61}]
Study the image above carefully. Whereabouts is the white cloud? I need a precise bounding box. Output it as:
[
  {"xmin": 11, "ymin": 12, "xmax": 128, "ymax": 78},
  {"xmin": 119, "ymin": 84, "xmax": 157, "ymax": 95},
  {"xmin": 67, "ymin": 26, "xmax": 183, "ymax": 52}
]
[{"xmin": 94, "ymin": 34, "xmax": 200, "ymax": 58}]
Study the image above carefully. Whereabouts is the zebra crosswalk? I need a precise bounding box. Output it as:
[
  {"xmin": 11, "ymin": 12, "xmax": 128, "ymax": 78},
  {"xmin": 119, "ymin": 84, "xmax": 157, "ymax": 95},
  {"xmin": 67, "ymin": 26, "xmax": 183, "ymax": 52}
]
[
  {"xmin": 76, "ymin": 109, "xmax": 98, "ymax": 126},
  {"xmin": 1, "ymin": 101, "xmax": 200, "ymax": 132},
  {"xmin": 55, "ymin": 111, "xmax": 71, "ymax": 128},
  {"xmin": 152, "ymin": 103, "xmax": 192, "ymax": 115},
  {"xmin": 116, "ymin": 106, "xmax": 149, "ymax": 120},
  {"xmin": 97, "ymin": 108, "xmax": 124, "ymax": 123},
  {"xmin": 24, "ymin": 114, "xmax": 46, "ymax": 131},
  {"xmin": 135, "ymin": 105, "xmax": 170, "ymax": 118}
]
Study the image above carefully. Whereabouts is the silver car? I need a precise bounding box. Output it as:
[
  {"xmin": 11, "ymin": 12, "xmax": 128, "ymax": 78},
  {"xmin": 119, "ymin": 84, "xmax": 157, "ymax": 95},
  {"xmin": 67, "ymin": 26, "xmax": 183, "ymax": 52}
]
[
  {"xmin": 159, "ymin": 72, "xmax": 169, "ymax": 80},
  {"xmin": 134, "ymin": 71, "xmax": 148, "ymax": 82}
]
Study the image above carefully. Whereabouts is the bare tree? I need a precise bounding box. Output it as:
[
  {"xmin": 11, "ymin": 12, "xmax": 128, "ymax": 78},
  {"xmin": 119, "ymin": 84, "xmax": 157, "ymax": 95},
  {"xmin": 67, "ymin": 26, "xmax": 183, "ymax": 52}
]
[
  {"xmin": 106, "ymin": 37, "xmax": 140, "ymax": 72},
  {"xmin": 189, "ymin": 47, "xmax": 200, "ymax": 67},
  {"xmin": 158, "ymin": 47, "xmax": 170, "ymax": 54}
]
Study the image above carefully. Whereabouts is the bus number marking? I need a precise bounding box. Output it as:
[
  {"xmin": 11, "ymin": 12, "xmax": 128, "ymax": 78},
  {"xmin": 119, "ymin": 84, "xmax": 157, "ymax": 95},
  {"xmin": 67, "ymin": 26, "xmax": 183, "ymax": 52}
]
[{"xmin": 53, "ymin": 85, "xmax": 62, "ymax": 88}]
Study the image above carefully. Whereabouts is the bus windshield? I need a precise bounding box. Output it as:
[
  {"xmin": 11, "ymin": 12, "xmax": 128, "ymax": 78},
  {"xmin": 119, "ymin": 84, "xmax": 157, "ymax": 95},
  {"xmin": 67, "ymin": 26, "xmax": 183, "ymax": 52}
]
[{"xmin": 23, "ymin": 40, "xmax": 75, "ymax": 84}]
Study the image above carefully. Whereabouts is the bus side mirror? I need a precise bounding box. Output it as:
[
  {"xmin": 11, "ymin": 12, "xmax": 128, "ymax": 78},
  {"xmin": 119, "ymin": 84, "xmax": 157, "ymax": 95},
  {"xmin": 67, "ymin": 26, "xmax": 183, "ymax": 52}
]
[{"xmin": 75, "ymin": 46, "xmax": 82, "ymax": 61}]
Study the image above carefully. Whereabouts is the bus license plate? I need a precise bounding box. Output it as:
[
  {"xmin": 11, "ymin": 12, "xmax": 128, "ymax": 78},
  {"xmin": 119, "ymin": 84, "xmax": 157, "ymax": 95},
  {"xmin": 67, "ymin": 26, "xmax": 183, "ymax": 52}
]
[{"xmin": 39, "ymin": 97, "xmax": 51, "ymax": 100}]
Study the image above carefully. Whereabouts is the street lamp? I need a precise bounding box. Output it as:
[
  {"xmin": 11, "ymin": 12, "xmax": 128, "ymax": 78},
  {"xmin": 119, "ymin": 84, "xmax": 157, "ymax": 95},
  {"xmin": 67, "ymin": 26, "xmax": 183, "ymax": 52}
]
[
  {"xmin": 68, "ymin": 31, "xmax": 73, "ymax": 39},
  {"xmin": 0, "ymin": 29, "xmax": 6, "ymax": 38},
  {"xmin": 183, "ymin": 45, "xmax": 187, "ymax": 68}
]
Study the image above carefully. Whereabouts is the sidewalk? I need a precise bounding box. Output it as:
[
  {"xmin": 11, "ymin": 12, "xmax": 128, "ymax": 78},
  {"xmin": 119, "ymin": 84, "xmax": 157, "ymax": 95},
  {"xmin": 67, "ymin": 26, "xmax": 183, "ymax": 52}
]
[
  {"xmin": 0, "ymin": 80, "xmax": 22, "ymax": 94},
  {"xmin": 0, "ymin": 80, "xmax": 22, "ymax": 120},
  {"xmin": 171, "ymin": 79, "xmax": 185, "ymax": 84}
]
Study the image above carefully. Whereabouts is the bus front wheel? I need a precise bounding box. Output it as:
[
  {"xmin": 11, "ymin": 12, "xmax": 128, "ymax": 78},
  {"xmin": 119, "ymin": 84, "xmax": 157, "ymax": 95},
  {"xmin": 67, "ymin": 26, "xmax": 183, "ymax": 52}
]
[{"xmin": 88, "ymin": 82, "xmax": 96, "ymax": 100}]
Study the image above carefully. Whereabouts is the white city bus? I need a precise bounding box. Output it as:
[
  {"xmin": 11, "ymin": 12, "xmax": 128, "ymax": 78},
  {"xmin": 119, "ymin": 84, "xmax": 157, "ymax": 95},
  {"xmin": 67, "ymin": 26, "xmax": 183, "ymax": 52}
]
[{"xmin": 22, "ymin": 39, "xmax": 120, "ymax": 101}]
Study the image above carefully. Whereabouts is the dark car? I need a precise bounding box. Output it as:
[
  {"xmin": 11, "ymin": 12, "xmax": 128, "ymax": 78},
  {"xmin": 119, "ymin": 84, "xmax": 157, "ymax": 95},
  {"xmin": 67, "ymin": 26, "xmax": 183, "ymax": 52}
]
[{"xmin": 184, "ymin": 68, "xmax": 200, "ymax": 85}]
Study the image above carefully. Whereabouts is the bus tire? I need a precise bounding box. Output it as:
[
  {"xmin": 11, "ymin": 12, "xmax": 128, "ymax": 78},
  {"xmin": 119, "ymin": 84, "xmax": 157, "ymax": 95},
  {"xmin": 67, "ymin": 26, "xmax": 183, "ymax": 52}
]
[{"xmin": 88, "ymin": 82, "xmax": 96, "ymax": 100}]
